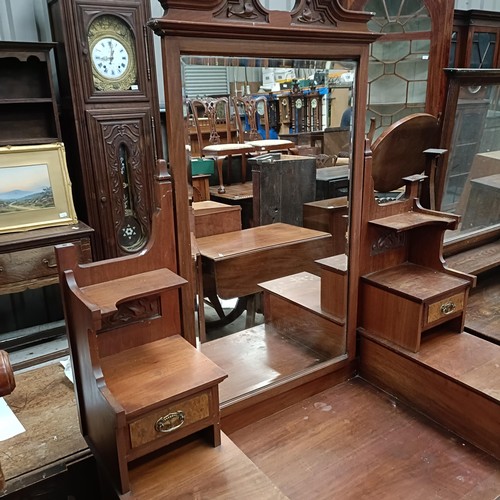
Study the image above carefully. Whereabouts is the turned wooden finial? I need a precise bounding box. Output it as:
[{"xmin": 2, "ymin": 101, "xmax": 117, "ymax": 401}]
[{"xmin": 0, "ymin": 350, "xmax": 15, "ymax": 397}]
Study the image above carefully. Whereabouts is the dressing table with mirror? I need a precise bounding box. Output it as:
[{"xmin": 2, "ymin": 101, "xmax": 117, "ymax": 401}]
[
  {"xmin": 149, "ymin": 0, "xmax": 379, "ymax": 424},
  {"xmin": 5, "ymin": 1, "xmax": 498, "ymax": 498}
]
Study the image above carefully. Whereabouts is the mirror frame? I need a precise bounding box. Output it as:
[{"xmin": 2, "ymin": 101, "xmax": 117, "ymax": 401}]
[
  {"xmin": 149, "ymin": 0, "xmax": 380, "ymax": 399},
  {"xmin": 438, "ymin": 68, "xmax": 500, "ymax": 256}
]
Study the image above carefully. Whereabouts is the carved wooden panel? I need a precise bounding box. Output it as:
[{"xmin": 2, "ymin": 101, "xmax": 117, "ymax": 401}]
[{"xmin": 86, "ymin": 108, "xmax": 155, "ymax": 257}]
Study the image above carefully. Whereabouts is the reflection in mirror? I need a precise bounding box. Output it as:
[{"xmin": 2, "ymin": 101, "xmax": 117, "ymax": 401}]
[
  {"xmin": 183, "ymin": 56, "xmax": 356, "ymax": 404},
  {"xmin": 442, "ymin": 82, "xmax": 500, "ymax": 243}
]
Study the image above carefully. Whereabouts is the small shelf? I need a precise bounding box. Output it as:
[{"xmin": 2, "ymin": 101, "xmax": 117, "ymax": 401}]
[
  {"xmin": 362, "ymin": 263, "xmax": 470, "ymax": 302},
  {"xmin": 81, "ymin": 268, "xmax": 187, "ymax": 315},
  {"xmin": 101, "ymin": 335, "xmax": 227, "ymax": 417},
  {"xmin": 0, "ymin": 98, "xmax": 53, "ymax": 104},
  {"xmin": 369, "ymin": 211, "xmax": 458, "ymax": 232}
]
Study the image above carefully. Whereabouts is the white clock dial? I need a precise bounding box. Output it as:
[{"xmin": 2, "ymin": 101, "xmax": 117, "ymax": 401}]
[
  {"xmin": 295, "ymin": 98, "xmax": 303, "ymax": 109},
  {"xmin": 92, "ymin": 37, "xmax": 129, "ymax": 79}
]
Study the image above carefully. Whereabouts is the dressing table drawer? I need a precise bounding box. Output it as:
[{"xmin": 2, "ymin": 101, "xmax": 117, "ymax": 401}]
[
  {"xmin": 426, "ymin": 291, "xmax": 465, "ymax": 325},
  {"xmin": 129, "ymin": 391, "xmax": 211, "ymax": 449}
]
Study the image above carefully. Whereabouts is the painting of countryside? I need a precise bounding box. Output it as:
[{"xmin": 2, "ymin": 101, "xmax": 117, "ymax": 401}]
[{"xmin": 0, "ymin": 164, "xmax": 54, "ymax": 214}]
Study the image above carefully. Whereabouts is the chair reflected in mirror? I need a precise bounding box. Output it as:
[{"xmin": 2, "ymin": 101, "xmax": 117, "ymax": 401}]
[
  {"xmin": 188, "ymin": 96, "xmax": 255, "ymax": 194},
  {"xmin": 233, "ymin": 95, "xmax": 294, "ymax": 154}
]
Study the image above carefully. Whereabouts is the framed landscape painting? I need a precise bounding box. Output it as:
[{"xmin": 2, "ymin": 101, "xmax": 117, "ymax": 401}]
[{"xmin": 0, "ymin": 143, "xmax": 78, "ymax": 233}]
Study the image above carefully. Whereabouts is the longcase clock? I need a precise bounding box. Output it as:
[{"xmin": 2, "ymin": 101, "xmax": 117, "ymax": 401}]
[{"xmin": 48, "ymin": 0, "xmax": 164, "ymax": 260}]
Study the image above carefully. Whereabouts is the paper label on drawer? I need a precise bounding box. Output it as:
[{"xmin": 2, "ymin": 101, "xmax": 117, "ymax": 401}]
[{"xmin": 0, "ymin": 397, "xmax": 25, "ymax": 441}]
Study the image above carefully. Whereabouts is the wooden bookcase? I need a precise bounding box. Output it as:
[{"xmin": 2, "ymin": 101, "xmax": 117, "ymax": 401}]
[{"xmin": 0, "ymin": 41, "xmax": 61, "ymax": 146}]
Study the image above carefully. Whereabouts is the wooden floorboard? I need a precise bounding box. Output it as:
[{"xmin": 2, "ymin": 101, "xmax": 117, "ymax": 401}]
[
  {"xmin": 200, "ymin": 324, "xmax": 328, "ymax": 403},
  {"xmin": 229, "ymin": 377, "xmax": 500, "ymax": 500}
]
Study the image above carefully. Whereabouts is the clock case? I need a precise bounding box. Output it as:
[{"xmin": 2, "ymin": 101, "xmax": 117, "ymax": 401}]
[{"xmin": 48, "ymin": 0, "xmax": 163, "ymax": 260}]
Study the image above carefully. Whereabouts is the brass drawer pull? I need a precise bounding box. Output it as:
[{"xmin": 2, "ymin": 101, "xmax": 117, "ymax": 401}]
[
  {"xmin": 440, "ymin": 301, "xmax": 456, "ymax": 315},
  {"xmin": 42, "ymin": 258, "xmax": 57, "ymax": 269},
  {"xmin": 155, "ymin": 411, "xmax": 185, "ymax": 433}
]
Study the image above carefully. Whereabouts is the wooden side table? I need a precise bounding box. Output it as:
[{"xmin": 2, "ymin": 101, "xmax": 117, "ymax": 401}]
[
  {"xmin": 0, "ymin": 222, "xmax": 93, "ymax": 351},
  {"xmin": 0, "ymin": 222, "xmax": 93, "ymax": 296},
  {"xmin": 196, "ymin": 223, "xmax": 333, "ymax": 330}
]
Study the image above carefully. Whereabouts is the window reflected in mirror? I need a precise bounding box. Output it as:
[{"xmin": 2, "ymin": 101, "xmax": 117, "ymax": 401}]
[
  {"xmin": 442, "ymin": 78, "xmax": 500, "ymax": 244},
  {"xmin": 365, "ymin": 0, "xmax": 431, "ymax": 139}
]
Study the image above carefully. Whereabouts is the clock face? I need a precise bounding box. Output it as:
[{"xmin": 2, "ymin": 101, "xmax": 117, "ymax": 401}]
[
  {"xmin": 88, "ymin": 15, "xmax": 137, "ymax": 92},
  {"xmin": 311, "ymin": 98, "xmax": 318, "ymax": 109},
  {"xmin": 295, "ymin": 98, "xmax": 303, "ymax": 109},
  {"xmin": 256, "ymin": 100, "xmax": 266, "ymax": 116},
  {"xmin": 92, "ymin": 37, "xmax": 130, "ymax": 80}
]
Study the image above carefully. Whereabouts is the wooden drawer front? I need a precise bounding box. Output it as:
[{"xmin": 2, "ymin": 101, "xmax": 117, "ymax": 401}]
[
  {"xmin": 426, "ymin": 292, "xmax": 465, "ymax": 325},
  {"xmin": 129, "ymin": 392, "xmax": 210, "ymax": 449},
  {"xmin": 0, "ymin": 239, "xmax": 89, "ymax": 288},
  {"xmin": 0, "ymin": 245, "xmax": 58, "ymax": 285}
]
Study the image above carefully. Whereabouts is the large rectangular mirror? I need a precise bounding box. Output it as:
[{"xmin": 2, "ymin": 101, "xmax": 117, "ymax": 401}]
[
  {"xmin": 182, "ymin": 55, "xmax": 356, "ymax": 405},
  {"xmin": 439, "ymin": 69, "xmax": 500, "ymax": 248},
  {"xmin": 150, "ymin": 0, "xmax": 377, "ymax": 409}
]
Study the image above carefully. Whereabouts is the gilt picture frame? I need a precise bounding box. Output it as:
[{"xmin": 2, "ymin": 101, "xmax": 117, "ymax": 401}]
[{"xmin": 0, "ymin": 143, "xmax": 78, "ymax": 233}]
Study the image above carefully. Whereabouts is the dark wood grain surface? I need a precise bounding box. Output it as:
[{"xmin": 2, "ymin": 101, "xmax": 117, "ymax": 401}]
[{"xmin": 230, "ymin": 377, "xmax": 500, "ymax": 500}]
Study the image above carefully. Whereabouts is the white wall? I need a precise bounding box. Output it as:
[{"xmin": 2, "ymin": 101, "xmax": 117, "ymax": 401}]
[
  {"xmin": 455, "ymin": 0, "xmax": 500, "ymax": 11},
  {"xmin": 0, "ymin": 0, "xmax": 39, "ymax": 41}
]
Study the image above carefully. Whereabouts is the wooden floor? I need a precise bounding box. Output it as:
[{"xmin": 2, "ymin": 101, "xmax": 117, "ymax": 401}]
[
  {"xmin": 201, "ymin": 324, "xmax": 328, "ymax": 403},
  {"xmin": 229, "ymin": 377, "xmax": 500, "ymax": 500}
]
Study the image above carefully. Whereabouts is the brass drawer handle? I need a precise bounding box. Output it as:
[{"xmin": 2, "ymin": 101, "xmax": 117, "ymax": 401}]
[
  {"xmin": 155, "ymin": 411, "xmax": 185, "ymax": 433},
  {"xmin": 42, "ymin": 258, "xmax": 57, "ymax": 269},
  {"xmin": 440, "ymin": 301, "xmax": 456, "ymax": 315}
]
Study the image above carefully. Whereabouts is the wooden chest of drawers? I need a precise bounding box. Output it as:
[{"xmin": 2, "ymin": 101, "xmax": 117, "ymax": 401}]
[{"xmin": 360, "ymin": 263, "xmax": 471, "ymax": 352}]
